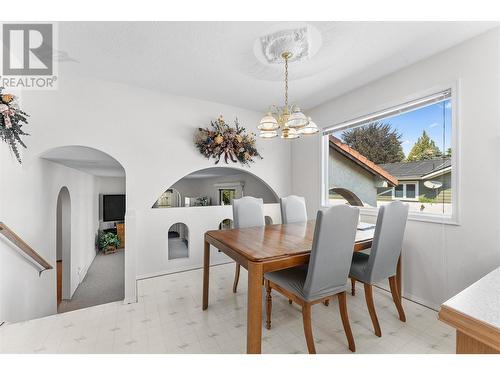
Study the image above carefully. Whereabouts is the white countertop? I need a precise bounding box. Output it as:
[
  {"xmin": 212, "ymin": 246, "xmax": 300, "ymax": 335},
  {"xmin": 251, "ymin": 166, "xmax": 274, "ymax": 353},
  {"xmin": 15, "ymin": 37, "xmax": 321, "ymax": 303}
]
[{"xmin": 442, "ymin": 266, "xmax": 500, "ymax": 330}]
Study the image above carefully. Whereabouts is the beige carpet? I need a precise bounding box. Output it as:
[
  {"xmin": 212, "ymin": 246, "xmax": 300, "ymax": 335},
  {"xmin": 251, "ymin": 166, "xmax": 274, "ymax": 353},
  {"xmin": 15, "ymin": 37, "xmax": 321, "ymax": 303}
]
[{"xmin": 58, "ymin": 249, "xmax": 124, "ymax": 313}]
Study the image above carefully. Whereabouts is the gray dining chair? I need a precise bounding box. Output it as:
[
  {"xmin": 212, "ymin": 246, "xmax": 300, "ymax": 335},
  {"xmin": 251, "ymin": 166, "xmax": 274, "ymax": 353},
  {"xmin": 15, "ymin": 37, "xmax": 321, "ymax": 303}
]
[
  {"xmin": 349, "ymin": 201, "xmax": 409, "ymax": 337},
  {"xmin": 231, "ymin": 196, "xmax": 265, "ymax": 293},
  {"xmin": 280, "ymin": 195, "xmax": 307, "ymax": 224},
  {"xmin": 264, "ymin": 205, "xmax": 360, "ymax": 354}
]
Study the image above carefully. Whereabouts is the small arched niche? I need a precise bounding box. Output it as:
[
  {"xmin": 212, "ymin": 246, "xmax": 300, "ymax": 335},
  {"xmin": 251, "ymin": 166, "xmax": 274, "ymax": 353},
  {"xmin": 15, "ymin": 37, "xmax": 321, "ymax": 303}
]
[
  {"xmin": 168, "ymin": 223, "xmax": 189, "ymax": 260},
  {"xmin": 219, "ymin": 218, "xmax": 234, "ymax": 230},
  {"xmin": 152, "ymin": 167, "xmax": 279, "ymax": 208}
]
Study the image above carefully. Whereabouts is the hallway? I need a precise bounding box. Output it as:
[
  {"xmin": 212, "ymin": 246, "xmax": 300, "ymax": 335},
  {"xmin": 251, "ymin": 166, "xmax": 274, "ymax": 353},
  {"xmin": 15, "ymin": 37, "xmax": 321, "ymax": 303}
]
[{"xmin": 58, "ymin": 249, "xmax": 124, "ymax": 313}]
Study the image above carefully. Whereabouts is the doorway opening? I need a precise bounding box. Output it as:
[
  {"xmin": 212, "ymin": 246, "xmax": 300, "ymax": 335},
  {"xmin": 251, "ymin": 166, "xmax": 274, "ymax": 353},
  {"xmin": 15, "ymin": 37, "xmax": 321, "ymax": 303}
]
[{"xmin": 56, "ymin": 187, "xmax": 71, "ymax": 308}]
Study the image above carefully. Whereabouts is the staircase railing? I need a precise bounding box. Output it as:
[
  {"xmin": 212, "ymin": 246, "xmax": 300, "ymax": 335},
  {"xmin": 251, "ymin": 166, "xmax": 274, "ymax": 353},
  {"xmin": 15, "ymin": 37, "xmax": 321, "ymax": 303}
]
[{"xmin": 0, "ymin": 221, "xmax": 53, "ymax": 274}]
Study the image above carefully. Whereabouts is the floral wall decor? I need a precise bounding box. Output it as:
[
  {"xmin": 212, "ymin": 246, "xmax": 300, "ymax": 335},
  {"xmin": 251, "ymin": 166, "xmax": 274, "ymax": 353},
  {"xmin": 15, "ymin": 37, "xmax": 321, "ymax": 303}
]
[
  {"xmin": 0, "ymin": 87, "xmax": 29, "ymax": 163},
  {"xmin": 195, "ymin": 116, "xmax": 262, "ymax": 166}
]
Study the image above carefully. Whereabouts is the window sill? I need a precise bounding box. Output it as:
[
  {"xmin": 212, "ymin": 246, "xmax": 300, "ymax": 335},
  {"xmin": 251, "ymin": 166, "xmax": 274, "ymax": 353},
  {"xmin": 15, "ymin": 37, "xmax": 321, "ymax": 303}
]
[
  {"xmin": 359, "ymin": 206, "xmax": 460, "ymax": 226},
  {"xmin": 321, "ymin": 205, "xmax": 460, "ymax": 226}
]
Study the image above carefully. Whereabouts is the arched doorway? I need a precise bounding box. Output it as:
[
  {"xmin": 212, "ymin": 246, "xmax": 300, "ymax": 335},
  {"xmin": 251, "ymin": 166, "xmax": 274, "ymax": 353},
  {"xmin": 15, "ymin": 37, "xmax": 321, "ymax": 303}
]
[
  {"xmin": 42, "ymin": 146, "xmax": 128, "ymax": 312},
  {"xmin": 56, "ymin": 187, "xmax": 71, "ymax": 307}
]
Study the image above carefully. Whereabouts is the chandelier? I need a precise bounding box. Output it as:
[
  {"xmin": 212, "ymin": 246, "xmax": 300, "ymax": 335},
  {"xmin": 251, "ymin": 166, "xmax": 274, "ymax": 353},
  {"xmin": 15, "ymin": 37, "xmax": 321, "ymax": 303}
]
[{"xmin": 258, "ymin": 51, "xmax": 319, "ymax": 139}]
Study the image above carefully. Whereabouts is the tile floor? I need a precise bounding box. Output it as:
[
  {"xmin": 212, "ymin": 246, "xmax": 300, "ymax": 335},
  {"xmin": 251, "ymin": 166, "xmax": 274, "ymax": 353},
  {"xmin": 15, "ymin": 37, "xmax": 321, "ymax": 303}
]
[{"xmin": 0, "ymin": 263, "xmax": 455, "ymax": 354}]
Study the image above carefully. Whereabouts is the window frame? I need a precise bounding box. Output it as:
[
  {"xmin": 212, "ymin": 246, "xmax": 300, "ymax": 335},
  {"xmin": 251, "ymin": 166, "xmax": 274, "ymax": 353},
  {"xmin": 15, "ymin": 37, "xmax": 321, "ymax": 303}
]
[
  {"xmin": 391, "ymin": 181, "xmax": 419, "ymax": 201},
  {"xmin": 320, "ymin": 82, "xmax": 461, "ymax": 225}
]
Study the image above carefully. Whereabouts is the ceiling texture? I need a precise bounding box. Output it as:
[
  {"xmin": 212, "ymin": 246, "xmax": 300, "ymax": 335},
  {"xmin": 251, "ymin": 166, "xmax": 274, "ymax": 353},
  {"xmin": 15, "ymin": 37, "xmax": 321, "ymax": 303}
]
[{"xmin": 58, "ymin": 21, "xmax": 499, "ymax": 112}]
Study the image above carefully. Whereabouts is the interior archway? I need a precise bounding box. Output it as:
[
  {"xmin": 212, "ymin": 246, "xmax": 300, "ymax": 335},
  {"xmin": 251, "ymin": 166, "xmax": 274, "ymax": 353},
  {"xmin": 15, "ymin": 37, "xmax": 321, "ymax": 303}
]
[
  {"xmin": 42, "ymin": 145, "xmax": 128, "ymax": 312},
  {"xmin": 152, "ymin": 166, "xmax": 279, "ymax": 208},
  {"xmin": 56, "ymin": 187, "xmax": 71, "ymax": 306}
]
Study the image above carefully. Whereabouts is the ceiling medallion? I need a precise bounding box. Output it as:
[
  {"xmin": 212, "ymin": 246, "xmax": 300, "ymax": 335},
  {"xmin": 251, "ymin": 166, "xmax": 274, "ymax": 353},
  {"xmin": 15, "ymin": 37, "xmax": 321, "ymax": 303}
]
[
  {"xmin": 258, "ymin": 51, "xmax": 318, "ymax": 139},
  {"xmin": 260, "ymin": 27, "xmax": 310, "ymax": 64}
]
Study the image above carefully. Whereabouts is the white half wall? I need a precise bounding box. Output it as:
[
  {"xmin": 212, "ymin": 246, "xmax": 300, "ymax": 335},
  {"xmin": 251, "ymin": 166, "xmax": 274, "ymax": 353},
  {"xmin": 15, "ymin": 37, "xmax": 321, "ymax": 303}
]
[{"xmin": 292, "ymin": 28, "xmax": 500, "ymax": 309}]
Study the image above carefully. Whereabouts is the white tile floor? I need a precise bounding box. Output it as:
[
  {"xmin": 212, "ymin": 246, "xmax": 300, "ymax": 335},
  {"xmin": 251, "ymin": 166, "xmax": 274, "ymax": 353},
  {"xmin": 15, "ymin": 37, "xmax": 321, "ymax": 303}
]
[{"xmin": 0, "ymin": 263, "xmax": 455, "ymax": 354}]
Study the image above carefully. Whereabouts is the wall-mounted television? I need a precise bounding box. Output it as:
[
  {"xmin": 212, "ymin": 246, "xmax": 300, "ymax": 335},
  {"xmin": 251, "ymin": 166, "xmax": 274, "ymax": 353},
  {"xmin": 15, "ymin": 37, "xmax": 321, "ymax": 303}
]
[{"xmin": 102, "ymin": 194, "xmax": 126, "ymax": 222}]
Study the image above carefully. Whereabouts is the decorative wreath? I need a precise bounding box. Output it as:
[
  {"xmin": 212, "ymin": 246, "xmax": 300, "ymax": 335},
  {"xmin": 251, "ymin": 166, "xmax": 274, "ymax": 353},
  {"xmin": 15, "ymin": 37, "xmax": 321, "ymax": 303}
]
[
  {"xmin": 0, "ymin": 87, "xmax": 29, "ymax": 163},
  {"xmin": 195, "ymin": 116, "xmax": 262, "ymax": 166}
]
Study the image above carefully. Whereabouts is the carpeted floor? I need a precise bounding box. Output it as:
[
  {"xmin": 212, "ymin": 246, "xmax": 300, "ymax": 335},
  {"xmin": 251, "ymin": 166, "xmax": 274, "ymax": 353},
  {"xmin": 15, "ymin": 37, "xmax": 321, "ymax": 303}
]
[
  {"xmin": 58, "ymin": 249, "xmax": 124, "ymax": 313},
  {"xmin": 168, "ymin": 237, "xmax": 189, "ymax": 260}
]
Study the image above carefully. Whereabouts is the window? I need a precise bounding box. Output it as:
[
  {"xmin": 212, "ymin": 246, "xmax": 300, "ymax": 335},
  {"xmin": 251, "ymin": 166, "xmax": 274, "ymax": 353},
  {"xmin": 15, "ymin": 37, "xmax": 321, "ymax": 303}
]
[
  {"xmin": 392, "ymin": 182, "xmax": 418, "ymax": 201},
  {"xmin": 322, "ymin": 89, "xmax": 455, "ymax": 221},
  {"xmin": 219, "ymin": 189, "xmax": 236, "ymax": 205}
]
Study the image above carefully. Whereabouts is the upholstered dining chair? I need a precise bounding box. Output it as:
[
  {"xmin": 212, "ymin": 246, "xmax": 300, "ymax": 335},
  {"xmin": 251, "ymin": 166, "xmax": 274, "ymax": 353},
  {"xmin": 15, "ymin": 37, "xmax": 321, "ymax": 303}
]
[
  {"xmin": 349, "ymin": 201, "xmax": 409, "ymax": 337},
  {"xmin": 280, "ymin": 195, "xmax": 307, "ymax": 224},
  {"xmin": 231, "ymin": 196, "xmax": 265, "ymax": 293},
  {"xmin": 264, "ymin": 205, "xmax": 360, "ymax": 354}
]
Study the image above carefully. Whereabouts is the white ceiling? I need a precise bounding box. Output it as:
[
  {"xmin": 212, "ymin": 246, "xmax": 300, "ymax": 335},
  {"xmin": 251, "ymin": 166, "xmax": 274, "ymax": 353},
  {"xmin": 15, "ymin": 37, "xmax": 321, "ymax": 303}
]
[
  {"xmin": 42, "ymin": 146, "xmax": 125, "ymax": 177},
  {"xmin": 58, "ymin": 21, "xmax": 499, "ymax": 112}
]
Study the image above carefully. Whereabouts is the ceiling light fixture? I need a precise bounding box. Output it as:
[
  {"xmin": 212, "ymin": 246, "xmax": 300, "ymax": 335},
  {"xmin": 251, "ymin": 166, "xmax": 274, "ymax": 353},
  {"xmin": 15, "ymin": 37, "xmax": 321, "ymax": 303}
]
[{"xmin": 258, "ymin": 51, "xmax": 318, "ymax": 139}]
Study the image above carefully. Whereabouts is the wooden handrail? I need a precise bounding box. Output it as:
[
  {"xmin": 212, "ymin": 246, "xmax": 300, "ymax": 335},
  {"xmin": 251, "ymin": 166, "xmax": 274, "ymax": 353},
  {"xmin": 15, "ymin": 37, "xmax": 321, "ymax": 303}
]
[{"xmin": 0, "ymin": 221, "xmax": 53, "ymax": 273}]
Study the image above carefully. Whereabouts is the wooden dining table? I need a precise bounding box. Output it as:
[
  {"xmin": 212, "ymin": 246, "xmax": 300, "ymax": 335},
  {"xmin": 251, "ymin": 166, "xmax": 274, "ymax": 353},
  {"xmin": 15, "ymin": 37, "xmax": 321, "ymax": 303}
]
[{"xmin": 202, "ymin": 220, "xmax": 402, "ymax": 354}]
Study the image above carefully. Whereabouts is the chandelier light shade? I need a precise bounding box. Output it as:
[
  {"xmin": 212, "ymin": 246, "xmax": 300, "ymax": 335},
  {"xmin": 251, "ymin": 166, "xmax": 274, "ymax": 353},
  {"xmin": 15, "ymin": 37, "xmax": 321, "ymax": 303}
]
[
  {"xmin": 258, "ymin": 51, "xmax": 318, "ymax": 140},
  {"xmin": 258, "ymin": 112, "xmax": 279, "ymax": 131},
  {"xmin": 259, "ymin": 130, "xmax": 278, "ymax": 138},
  {"xmin": 298, "ymin": 117, "xmax": 319, "ymax": 135},
  {"xmin": 286, "ymin": 105, "xmax": 309, "ymax": 128}
]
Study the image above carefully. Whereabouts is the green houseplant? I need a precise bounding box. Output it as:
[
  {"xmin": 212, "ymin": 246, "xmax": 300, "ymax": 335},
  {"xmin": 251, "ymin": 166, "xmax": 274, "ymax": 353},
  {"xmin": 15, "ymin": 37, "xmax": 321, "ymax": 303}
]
[{"xmin": 99, "ymin": 231, "xmax": 121, "ymax": 254}]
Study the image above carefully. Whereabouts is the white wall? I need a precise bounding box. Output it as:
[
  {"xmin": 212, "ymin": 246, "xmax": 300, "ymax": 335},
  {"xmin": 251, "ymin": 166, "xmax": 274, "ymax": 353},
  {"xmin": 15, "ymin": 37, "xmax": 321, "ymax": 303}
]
[
  {"xmin": 0, "ymin": 146, "xmax": 100, "ymax": 322},
  {"xmin": 292, "ymin": 28, "xmax": 500, "ymax": 309},
  {"xmin": 1, "ymin": 73, "xmax": 291, "ymax": 320}
]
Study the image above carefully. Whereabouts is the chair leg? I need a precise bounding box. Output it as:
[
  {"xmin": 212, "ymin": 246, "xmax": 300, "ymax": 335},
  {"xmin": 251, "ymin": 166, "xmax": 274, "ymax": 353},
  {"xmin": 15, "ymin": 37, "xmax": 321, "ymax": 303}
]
[
  {"xmin": 232, "ymin": 263, "xmax": 240, "ymax": 293},
  {"xmin": 265, "ymin": 280, "xmax": 272, "ymax": 330},
  {"xmin": 338, "ymin": 291, "xmax": 356, "ymax": 352},
  {"xmin": 301, "ymin": 304, "xmax": 316, "ymax": 354},
  {"xmin": 389, "ymin": 276, "xmax": 406, "ymax": 322},
  {"xmin": 363, "ymin": 283, "xmax": 382, "ymax": 337},
  {"xmin": 351, "ymin": 278, "xmax": 356, "ymax": 296}
]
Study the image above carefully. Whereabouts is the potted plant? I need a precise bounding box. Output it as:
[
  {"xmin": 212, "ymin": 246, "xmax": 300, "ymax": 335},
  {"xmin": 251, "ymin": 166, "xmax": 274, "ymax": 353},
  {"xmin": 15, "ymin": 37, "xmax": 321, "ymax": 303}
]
[{"xmin": 99, "ymin": 231, "xmax": 121, "ymax": 254}]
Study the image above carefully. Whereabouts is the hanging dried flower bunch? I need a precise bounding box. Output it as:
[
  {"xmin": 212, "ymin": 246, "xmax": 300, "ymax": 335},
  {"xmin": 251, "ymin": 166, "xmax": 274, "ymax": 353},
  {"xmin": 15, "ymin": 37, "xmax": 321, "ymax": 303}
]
[
  {"xmin": 0, "ymin": 87, "xmax": 29, "ymax": 163},
  {"xmin": 195, "ymin": 116, "xmax": 262, "ymax": 166}
]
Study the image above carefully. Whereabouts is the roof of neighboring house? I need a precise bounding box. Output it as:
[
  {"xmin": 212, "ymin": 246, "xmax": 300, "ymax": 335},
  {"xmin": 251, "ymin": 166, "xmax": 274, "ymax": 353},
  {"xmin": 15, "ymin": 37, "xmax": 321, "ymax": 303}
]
[
  {"xmin": 378, "ymin": 158, "xmax": 451, "ymax": 180},
  {"xmin": 329, "ymin": 136, "xmax": 398, "ymax": 186}
]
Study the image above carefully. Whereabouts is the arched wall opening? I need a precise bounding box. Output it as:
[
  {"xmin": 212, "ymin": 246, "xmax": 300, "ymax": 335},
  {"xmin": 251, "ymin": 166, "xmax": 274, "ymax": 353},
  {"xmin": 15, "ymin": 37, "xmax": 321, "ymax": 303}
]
[
  {"xmin": 152, "ymin": 166, "xmax": 279, "ymax": 208},
  {"xmin": 41, "ymin": 145, "xmax": 129, "ymax": 311},
  {"xmin": 56, "ymin": 186, "xmax": 71, "ymax": 304},
  {"xmin": 168, "ymin": 223, "xmax": 189, "ymax": 260}
]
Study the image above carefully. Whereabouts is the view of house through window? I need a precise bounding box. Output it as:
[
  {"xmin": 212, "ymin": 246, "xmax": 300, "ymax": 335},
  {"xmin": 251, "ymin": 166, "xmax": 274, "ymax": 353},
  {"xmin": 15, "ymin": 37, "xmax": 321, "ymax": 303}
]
[{"xmin": 325, "ymin": 91, "xmax": 452, "ymax": 216}]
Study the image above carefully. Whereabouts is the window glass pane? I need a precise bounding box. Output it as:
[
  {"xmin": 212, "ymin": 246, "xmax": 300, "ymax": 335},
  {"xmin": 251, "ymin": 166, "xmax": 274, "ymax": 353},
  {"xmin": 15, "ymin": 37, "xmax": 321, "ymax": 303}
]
[
  {"xmin": 325, "ymin": 96, "xmax": 452, "ymax": 216},
  {"xmin": 394, "ymin": 185, "xmax": 404, "ymax": 198},
  {"xmin": 406, "ymin": 184, "xmax": 416, "ymax": 199}
]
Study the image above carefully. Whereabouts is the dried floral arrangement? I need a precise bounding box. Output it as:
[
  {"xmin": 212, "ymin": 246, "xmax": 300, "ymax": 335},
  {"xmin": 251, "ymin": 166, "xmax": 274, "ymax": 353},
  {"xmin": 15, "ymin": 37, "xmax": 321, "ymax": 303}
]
[
  {"xmin": 195, "ymin": 116, "xmax": 262, "ymax": 166},
  {"xmin": 0, "ymin": 87, "xmax": 29, "ymax": 163}
]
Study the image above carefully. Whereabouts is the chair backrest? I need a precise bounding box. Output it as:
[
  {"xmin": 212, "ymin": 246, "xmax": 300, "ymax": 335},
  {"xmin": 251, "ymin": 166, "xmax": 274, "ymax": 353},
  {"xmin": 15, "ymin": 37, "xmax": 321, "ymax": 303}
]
[
  {"xmin": 366, "ymin": 201, "xmax": 409, "ymax": 282},
  {"xmin": 280, "ymin": 195, "xmax": 307, "ymax": 224},
  {"xmin": 232, "ymin": 196, "xmax": 265, "ymax": 229},
  {"xmin": 303, "ymin": 205, "xmax": 360, "ymax": 300}
]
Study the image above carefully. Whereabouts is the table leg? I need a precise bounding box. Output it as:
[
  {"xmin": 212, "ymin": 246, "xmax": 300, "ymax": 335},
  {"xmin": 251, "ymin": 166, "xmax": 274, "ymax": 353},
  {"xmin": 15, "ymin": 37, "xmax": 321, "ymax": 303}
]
[
  {"xmin": 202, "ymin": 239, "xmax": 210, "ymax": 310},
  {"xmin": 396, "ymin": 254, "xmax": 402, "ymax": 303},
  {"xmin": 247, "ymin": 261, "xmax": 263, "ymax": 354}
]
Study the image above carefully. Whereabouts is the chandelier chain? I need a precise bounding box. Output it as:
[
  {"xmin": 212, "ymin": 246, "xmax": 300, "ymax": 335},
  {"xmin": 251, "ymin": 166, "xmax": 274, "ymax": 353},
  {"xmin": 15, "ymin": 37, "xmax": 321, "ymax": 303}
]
[{"xmin": 284, "ymin": 55, "xmax": 288, "ymax": 109}]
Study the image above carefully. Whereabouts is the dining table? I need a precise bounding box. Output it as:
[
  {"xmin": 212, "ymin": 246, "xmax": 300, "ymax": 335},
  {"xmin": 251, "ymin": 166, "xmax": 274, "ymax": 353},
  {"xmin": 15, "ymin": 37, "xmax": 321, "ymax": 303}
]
[{"xmin": 202, "ymin": 219, "xmax": 402, "ymax": 354}]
